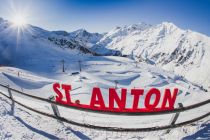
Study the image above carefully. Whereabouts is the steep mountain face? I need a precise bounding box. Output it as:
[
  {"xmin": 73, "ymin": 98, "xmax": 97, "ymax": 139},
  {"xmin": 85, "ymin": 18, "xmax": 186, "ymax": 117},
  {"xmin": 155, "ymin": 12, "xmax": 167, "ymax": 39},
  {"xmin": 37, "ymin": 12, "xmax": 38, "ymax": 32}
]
[
  {"xmin": 47, "ymin": 36, "xmax": 98, "ymax": 55},
  {"xmin": 92, "ymin": 23, "xmax": 152, "ymax": 56},
  {"xmin": 94, "ymin": 22, "xmax": 210, "ymax": 87},
  {"xmin": 69, "ymin": 29, "xmax": 103, "ymax": 48},
  {"xmin": 67, "ymin": 29, "xmax": 122, "ymax": 56},
  {"xmin": 53, "ymin": 29, "xmax": 104, "ymax": 48}
]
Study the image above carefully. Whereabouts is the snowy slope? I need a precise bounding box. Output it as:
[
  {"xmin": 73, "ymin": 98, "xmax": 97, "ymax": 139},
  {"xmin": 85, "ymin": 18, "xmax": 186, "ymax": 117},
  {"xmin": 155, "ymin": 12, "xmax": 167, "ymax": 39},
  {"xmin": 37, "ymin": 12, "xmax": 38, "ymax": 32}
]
[
  {"xmin": 0, "ymin": 91, "xmax": 209, "ymax": 140},
  {"xmin": 0, "ymin": 93, "xmax": 209, "ymax": 140},
  {"xmin": 0, "ymin": 56, "xmax": 210, "ymax": 139},
  {"xmin": 0, "ymin": 18, "xmax": 98, "ymax": 68},
  {"xmin": 95, "ymin": 22, "xmax": 210, "ymax": 88}
]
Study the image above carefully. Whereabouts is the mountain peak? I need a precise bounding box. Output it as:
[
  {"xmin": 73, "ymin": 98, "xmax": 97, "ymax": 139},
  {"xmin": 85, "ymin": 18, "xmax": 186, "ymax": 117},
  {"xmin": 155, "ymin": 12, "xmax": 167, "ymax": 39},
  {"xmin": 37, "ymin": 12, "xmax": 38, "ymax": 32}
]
[
  {"xmin": 159, "ymin": 22, "xmax": 178, "ymax": 29},
  {"xmin": 70, "ymin": 29, "xmax": 92, "ymax": 37},
  {"xmin": 74, "ymin": 28, "xmax": 87, "ymax": 33},
  {"xmin": 127, "ymin": 22, "xmax": 152, "ymax": 30}
]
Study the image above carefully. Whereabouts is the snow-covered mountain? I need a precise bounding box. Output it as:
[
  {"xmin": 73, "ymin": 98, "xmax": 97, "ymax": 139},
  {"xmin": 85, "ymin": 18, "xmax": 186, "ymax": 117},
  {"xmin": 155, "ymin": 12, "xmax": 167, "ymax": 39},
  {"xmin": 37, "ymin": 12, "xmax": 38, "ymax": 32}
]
[
  {"xmin": 94, "ymin": 22, "xmax": 210, "ymax": 88},
  {"xmin": 53, "ymin": 29, "xmax": 103, "ymax": 48},
  {"xmin": 69, "ymin": 29, "xmax": 103, "ymax": 47},
  {"xmin": 0, "ymin": 18, "xmax": 99, "ymax": 67},
  {"xmin": 0, "ymin": 17, "xmax": 210, "ymax": 87}
]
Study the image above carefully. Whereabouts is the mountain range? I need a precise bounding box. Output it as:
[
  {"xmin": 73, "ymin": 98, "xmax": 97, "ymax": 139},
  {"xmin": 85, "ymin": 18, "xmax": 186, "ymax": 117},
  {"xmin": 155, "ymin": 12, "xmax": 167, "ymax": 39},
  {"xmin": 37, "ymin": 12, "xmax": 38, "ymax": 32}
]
[{"xmin": 0, "ymin": 17, "xmax": 210, "ymax": 88}]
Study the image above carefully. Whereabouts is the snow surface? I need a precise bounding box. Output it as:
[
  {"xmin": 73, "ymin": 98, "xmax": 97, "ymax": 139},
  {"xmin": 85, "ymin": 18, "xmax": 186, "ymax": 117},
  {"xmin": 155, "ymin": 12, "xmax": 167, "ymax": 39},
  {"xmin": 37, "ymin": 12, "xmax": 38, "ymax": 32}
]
[
  {"xmin": 0, "ymin": 56, "xmax": 210, "ymax": 139},
  {"xmin": 0, "ymin": 17, "xmax": 210, "ymax": 139}
]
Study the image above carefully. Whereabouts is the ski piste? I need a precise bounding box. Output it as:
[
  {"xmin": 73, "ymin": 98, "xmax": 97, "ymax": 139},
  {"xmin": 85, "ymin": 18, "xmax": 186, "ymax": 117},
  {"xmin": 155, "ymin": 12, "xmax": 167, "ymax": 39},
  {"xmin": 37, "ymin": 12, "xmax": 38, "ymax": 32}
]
[{"xmin": 0, "ymin": 56, "xmax": 209, "ymax": 139}]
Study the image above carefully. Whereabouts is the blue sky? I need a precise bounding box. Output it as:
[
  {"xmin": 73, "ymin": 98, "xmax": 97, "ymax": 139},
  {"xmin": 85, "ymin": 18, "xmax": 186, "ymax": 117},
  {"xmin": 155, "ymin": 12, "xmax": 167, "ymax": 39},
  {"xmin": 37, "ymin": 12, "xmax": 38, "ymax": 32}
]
[{"xmin": 0, "ymin": 0, "xmax": 210, "ymax": 35}]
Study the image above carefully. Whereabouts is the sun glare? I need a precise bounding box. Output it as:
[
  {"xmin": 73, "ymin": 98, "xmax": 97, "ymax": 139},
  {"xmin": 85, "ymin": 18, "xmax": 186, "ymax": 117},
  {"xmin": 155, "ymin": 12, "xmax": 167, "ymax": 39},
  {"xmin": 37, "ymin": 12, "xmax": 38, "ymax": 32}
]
[{"xmin": 12, "ymin": 14, "xmax": 27, "ymax": 27}]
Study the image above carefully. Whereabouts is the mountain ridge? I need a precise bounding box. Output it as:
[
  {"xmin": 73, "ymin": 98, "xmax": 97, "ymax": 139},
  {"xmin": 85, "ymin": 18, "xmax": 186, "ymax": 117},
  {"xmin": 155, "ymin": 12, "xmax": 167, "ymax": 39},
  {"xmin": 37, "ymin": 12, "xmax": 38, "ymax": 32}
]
[{"xmin": 0, "ymin": 17, "xmax": 210, "ymax": 87}]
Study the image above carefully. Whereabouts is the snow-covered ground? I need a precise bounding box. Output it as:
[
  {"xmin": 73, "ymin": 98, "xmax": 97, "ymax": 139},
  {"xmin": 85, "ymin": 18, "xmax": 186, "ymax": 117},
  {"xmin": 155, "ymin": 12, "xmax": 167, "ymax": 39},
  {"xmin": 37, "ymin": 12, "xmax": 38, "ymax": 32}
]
[
  {"xmin": 0, "ymin": 17, "xmax": 210, "ymax": 139},
  {"xmin": 0, "ymin": 56, "xmax": 210, "ymax": 139},
  {"xmin": 0, "ymin": 94, "xmax": 209, "ymax": 140}
]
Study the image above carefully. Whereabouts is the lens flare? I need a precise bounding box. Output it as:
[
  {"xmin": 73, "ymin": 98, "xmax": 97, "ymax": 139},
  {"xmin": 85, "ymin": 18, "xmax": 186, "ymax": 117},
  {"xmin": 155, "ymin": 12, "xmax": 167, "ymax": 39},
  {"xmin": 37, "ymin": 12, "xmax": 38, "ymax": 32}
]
[{"xmin": 12, "ymin": 14, "xmax": 27, "ymax": 27}]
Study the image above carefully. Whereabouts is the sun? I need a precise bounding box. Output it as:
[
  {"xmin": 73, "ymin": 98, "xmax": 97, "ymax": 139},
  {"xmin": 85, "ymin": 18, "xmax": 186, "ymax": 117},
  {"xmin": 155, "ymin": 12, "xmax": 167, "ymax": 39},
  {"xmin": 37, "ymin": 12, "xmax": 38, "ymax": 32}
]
[{"xmin": 12, "ymin": 14, "xmax": 27, "ymax": 27}]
